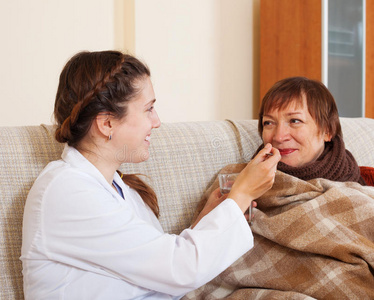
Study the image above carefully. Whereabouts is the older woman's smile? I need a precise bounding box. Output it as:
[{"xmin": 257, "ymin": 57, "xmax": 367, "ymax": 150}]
[{"xmin": 278, "ymin": 148, "xmax": 296, "ymax": 156}]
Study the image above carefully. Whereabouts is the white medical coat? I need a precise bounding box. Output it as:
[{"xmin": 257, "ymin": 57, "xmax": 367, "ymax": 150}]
[{"xmin": 21, "ymin": 145, "xmax": 253, "ymax": 299}]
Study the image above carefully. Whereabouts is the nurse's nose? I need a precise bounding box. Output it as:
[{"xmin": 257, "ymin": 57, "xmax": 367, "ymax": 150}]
[{"xmin": 152, "ymin": 109, "xmax": 161, "ymax": 129}]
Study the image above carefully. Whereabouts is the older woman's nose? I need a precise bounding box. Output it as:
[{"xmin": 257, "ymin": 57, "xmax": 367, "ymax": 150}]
[{"xmin": 273, "ymin": 123, "xmax": 290, "ymax": 143}]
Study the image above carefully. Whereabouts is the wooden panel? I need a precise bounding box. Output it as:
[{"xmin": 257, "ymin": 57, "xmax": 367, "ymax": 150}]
[
  {"xmin": 260, "ymin": 0, "xmax": 322, "ymax": 100},
  {"xmin": 366, "ymin": 0, "xmax": 374, "ymax": 118}
]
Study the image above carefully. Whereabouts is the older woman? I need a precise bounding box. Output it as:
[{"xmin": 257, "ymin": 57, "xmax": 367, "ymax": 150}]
[
  {"xmin": 186, "ymin": 77, "xmax": 374, "ymax": 300},
  {"xmin": 257, "ymin": 76, "xmax": 365, "ymax": 184}
]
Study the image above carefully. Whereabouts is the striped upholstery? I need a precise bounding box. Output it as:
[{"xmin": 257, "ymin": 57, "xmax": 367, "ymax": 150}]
[{"xmin": 1, "ymin": 118, "xmax": 374, "ymax": 299}]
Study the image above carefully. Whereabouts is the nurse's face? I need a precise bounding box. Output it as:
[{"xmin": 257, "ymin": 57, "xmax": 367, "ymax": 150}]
[
  {"xmin": 112, "ymin": 76, "xmax": 161, "ymax": 163},
  {"xmin": 261, "ymin": 97, "xmax": 331, "ymax": 167}
]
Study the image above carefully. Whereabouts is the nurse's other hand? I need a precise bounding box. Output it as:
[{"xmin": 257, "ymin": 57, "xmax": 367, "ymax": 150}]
[{"xmin": 244, "ymin": 200, "xmax": 257, "ymax": 221}]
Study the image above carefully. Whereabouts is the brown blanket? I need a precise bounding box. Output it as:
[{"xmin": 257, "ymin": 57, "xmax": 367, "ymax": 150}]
[{"xmin": 184, "ymin": 165, "xmax": 374, "ymax": 300}]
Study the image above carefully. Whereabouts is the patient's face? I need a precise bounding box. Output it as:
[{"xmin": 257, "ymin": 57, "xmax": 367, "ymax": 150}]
[{"xmin": 261, "ymin": 97, "xmax": 331, "ymax": 167}]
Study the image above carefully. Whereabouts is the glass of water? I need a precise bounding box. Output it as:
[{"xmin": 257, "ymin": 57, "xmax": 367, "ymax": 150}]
[{"xmin": 218, "ymin": 173, "xmax": 254, "ymax": 225}]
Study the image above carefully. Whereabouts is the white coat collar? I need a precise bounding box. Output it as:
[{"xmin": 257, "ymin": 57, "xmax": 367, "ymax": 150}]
[{"xmin": 61, "ymin": 145, "xmax": 129, "ymax": 197}]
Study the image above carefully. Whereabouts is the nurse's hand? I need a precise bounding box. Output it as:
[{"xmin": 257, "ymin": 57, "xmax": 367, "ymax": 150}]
[
  {"xmin": 228, "ymin": 143, "xmax": 280, "ymax": 214},
  {"xmin": 190, "ymin": 187, "xmax": 227, "ymax": 228}
]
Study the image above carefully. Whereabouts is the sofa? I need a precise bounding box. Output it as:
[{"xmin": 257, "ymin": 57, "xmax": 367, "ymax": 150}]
[{"xmin": 1, "ymin": 117, "xmax": 374, "ymax": 299}]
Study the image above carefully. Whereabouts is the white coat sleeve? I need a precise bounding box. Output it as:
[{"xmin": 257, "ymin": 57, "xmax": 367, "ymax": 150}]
[{"xmin": 40, "ymin": 172, "xmax": 253, "ymax": 296}]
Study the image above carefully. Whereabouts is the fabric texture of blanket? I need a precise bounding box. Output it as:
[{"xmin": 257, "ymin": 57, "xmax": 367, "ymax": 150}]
[{"xmin": 184, "ymin": 167, "xmax": 374, "ymax": 300}]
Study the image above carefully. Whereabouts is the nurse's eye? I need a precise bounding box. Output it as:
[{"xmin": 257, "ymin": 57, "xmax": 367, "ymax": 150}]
[{"xmin": 147, "ymin": 106, "xmax": 154, "ymax": 113}]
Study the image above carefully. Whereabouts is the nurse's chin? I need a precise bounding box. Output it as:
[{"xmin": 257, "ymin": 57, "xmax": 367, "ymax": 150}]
[
  {"xmin": 129, "ymin": 150, "xmax": 150, "ymax": 164},
  {"xmin": 114, "ymin": 149, "xmax": 150, "ymax": 164}
]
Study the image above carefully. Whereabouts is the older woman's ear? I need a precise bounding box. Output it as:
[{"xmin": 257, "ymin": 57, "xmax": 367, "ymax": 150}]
[{"xmin": 324, "ymin": 132, "xmax": 332, "ymax": 142}]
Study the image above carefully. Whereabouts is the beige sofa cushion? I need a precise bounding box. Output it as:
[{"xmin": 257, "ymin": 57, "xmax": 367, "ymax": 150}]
[{"xmin": 0, "ymin": 125, "xmax": 63, "ymax": 299}]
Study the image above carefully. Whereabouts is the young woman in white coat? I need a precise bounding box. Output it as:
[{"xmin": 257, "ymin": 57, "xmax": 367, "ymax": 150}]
[{"xmin": 21, "ymin": 51, "xmax": 280, "ymax": 299}]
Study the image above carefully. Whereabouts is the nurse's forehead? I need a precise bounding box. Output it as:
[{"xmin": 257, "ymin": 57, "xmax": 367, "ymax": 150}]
[{"xmin": 144, "ymin": 99, "xmax": 156, "ymax": 107}]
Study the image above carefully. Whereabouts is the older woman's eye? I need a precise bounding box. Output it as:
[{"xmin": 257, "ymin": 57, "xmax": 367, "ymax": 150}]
[
  {"xmin": 290, "ymin": 119, "xmax": 302, "ymax": 124},
  {"xmin": 263, "ymin": 120, "xmax": 272, "ymax": 126}
]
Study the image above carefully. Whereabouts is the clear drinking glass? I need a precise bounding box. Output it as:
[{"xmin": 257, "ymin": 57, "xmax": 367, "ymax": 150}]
[{"xmin": 218, "ymin": 173, "xmax": 253, "ymax": 225}]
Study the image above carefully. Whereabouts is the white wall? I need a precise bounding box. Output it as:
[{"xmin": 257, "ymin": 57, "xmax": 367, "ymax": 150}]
[
  {"xmin": 0, "ymin": 0, "xmax": 259, "ymax": 126},
  {"xmin": 0, "ymin": 0, "xmax": 118, "ymax": 126},
  {"xmin": 134, "ymin": 0, "xmax": 259, "ymax": 122}
]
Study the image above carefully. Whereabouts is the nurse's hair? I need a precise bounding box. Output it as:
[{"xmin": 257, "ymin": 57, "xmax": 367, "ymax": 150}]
[
  {"xmin": 54, "ymin": 50, "xmax": 150, "ymax": 146},
  {"xmin": 54, "ymin": 51, "xmax": 159, "ymax": 217},
  {"xmin": 258, "ymin": 76, "xmax": 342, "ymax": 140}
]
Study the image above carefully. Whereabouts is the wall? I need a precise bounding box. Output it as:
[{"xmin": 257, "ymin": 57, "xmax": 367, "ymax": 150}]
[
  {"xmin": 0, "ymin": 0, "xmax": 120, "ymax": 126},
  {"xmin": 134, "ymin": 0, "xmax": 259, "ymax": 122},
  {"xmin": 0, "ymin": 0, "xmax": 259, "ymax": 126}
]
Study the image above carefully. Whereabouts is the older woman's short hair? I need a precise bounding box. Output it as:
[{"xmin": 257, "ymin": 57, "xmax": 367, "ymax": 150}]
[{"xmin": 258, "ymin": 76, "xmax": 342, "ymax": 139}]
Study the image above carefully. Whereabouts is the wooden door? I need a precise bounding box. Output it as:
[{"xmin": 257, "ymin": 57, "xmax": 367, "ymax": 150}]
[
  {"xmin": 366, "ymin": 0, "xmax": 374, "ymax": 118},
  {"xmin": 260, "ymin": 0, "xmax": 373, "ymax": 118},
  {"xmin": 260, "ymin": 0, "xmax": 322, "ymax": 100}
]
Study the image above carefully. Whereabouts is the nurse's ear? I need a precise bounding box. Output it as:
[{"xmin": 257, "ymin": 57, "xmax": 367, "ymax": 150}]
[{"xmin": 95, "ymin": 112, "xmax": 114, "ymax": 141}]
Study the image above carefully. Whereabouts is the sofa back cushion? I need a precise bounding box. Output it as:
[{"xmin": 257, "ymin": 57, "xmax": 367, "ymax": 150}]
[{"xmin": 0, "ymin": 125, "xmax": 64, "ymax": 299}]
